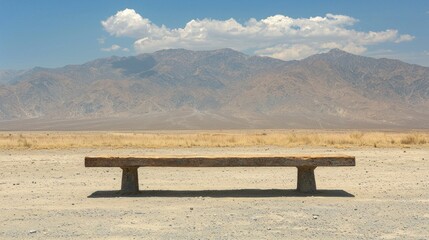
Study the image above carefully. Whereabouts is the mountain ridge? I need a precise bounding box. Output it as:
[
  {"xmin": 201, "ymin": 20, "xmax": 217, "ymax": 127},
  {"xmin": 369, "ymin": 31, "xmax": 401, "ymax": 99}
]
[{"xmin": 0, "ymin": 48, "xmax": 428, "ymax": 130}]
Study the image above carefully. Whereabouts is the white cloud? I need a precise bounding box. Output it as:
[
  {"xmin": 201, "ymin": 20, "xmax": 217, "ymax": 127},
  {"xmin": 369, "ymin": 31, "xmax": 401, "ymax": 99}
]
[
  {"xmin": 255, "ymin": 44, "xmax": 317, "ymax": 61},
  {"xmin": 101, "ymin": 44, "xmax": 121, "ymax": 52},
  {"xmin": 100, "ymin": 44, "xmax": 129, "ymax": 52},
  {"xmin": 102, "ymin": 9, "xmax": 415, "ymax": 60},
  {"xmin": 101, "ymin": 9, "xmax": 168, "ymax": 38},
  {"xmin": 394, "ymin": 34, "xmax": 415, "ymax": 43}
]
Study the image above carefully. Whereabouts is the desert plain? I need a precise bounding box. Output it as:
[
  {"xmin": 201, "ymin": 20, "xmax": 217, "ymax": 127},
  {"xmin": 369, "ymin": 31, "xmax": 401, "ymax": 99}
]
[{"xmin": 0, "ymin": 130, "xmax": 428, "ymax": 239}]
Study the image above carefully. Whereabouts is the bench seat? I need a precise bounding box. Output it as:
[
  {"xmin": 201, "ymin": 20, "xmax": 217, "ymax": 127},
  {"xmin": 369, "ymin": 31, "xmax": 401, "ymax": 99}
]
[{"xmin": 85, "ymin": 154, "xmax": 355, "ymax": 194}]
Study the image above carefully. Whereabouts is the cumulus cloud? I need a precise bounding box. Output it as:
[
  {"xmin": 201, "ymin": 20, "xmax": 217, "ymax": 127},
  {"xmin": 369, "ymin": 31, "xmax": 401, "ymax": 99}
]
[
  {"xmin": 394, "ymin": 34, "xmax": 415, "ymax": 43},
  {"xmin": 101, "ymin": 44, "xmax": 121, "ymax": 51},
  {"xmin": 101, "ymin": 9, "xmax": 168, "ymax": 38},
  {"xmin": 101, "ymin": 44, "xmax": 129, "ymax": 52},
  {"xmin": 102, "ymin": 9, "xmax": 414, "ymax": 60}
]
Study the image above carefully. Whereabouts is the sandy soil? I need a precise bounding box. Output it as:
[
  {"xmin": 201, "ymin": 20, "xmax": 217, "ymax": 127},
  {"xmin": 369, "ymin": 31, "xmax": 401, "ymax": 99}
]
[{"xmin": 0, "ymin": 147, "xmax": 428, "ymax": 239}]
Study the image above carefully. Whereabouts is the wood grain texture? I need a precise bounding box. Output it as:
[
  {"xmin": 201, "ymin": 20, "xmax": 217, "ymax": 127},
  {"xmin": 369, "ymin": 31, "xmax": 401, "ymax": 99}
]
[{"xmin": 85, "ymin": 154, "xmax": 355, "ymax": 167}]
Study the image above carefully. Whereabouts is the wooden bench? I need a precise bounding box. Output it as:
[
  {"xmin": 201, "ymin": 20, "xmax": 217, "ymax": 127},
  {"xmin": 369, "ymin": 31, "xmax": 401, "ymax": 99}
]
[{"xmin": 85, "ymin": 154, "xmax": 355, "ymax": 194}]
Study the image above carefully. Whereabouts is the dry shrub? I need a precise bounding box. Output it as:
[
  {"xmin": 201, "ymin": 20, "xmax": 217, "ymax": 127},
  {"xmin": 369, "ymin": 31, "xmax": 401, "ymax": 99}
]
[
  {"xmin": 400, "ymin": 133, "xmax": 427, "ymax": 145},
  {"xmin": 0, "ymin": 130, "xmax": 428, "ymax": 150}
]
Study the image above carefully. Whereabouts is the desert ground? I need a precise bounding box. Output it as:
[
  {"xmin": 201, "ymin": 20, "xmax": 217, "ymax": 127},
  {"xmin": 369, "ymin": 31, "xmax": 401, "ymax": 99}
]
[{"xmin": 0, "ymin": 132, "xmax": 428, "ymax": 239}]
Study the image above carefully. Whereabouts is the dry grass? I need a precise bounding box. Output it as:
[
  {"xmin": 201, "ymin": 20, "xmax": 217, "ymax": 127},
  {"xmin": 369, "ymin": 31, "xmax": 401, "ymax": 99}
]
[{"xmin": 0, "ymin": 130, "xmax": 428, "ymax": 150}]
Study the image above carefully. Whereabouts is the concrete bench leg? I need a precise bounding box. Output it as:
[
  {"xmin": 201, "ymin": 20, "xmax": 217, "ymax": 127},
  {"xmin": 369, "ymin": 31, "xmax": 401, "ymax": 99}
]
[
  {"xmin": 297, "ymin": 166, "xmax": 317, "ymax": 193},
  {"xmin": 120, "ymin": 167, "xmax": 139, "ymax": 194}
]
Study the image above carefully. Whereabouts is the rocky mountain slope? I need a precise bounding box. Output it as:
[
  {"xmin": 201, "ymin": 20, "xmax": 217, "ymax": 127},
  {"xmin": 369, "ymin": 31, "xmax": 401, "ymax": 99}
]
[{"xmin": 0, "ymin": 48, "xmax": 428, "ymax": 130}]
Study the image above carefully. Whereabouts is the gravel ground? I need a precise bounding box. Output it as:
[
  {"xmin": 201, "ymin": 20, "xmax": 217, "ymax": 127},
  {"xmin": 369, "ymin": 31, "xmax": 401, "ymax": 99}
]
[{"xmin": 0, "ymin": 147, "xmax": 428, "ymax": 239}]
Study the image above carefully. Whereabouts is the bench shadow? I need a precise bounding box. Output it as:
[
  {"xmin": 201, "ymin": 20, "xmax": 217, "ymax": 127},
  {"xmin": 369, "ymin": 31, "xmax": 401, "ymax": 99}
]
[{"xmin": 88, "ymin": 189, "xmax": 354, "ymax": 198}]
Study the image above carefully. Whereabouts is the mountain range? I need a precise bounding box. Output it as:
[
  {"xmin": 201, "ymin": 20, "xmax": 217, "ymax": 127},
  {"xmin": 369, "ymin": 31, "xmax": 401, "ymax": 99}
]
[{"xmin": 0, "ymin": 48, "xmax": 428, "ymax": 130}]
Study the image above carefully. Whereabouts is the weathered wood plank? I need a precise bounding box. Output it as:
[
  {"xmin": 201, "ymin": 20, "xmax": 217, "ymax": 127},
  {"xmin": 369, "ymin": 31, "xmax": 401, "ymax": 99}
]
[{"xmin": 85, "ymin": 155, "xmax": 355, "ymax": 167}]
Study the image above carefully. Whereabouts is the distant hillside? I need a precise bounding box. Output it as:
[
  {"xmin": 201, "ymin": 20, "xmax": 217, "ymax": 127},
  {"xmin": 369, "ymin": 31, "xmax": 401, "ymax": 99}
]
[
  {"xmin": 0, "ymin": 70, "xmax": 27, "ymax": 84},
  {"xmin": 0, "ymin": 48, "xmax": 428, "ymax": 130}
]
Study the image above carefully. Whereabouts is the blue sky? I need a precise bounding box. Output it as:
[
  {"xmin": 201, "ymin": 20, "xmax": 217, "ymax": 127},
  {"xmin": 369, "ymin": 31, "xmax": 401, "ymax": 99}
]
[{"xmin": 1, "ymin": 0, "xmax": 428, "ymax": 69}]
